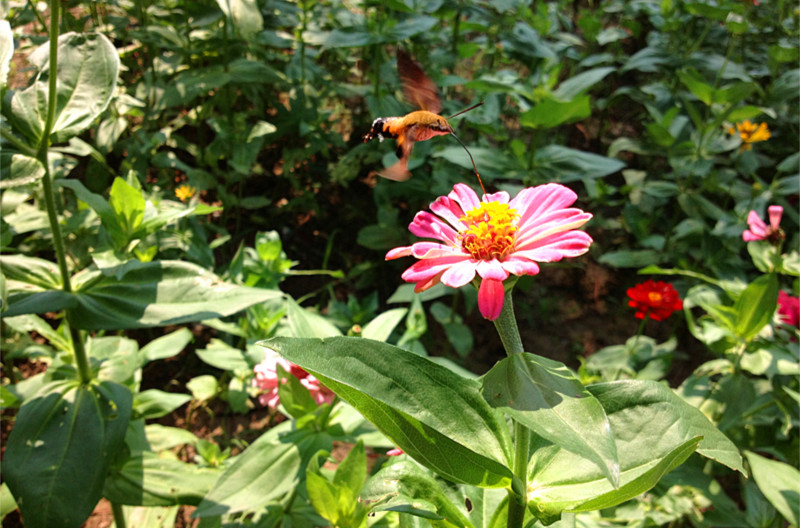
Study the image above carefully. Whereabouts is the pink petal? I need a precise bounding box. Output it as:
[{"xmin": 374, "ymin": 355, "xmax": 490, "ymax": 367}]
[
  {"xmin": 414, "ymin": 272, "xmax": 443, "ymax": 292},
  {"xmin": 449, "ymin": 183, "xmax": 481, "ymax": 212},
  {"xmin": 742, "ymin": 230, "xmax": 764, "ymax": 242},
  {"xmin": 476, "ymin": 259, "xmax": 510, "ymax": 281},
  {"xmin": 401, "ymin": 255, "xmax": 471, "ymax": 283},
  {"xmin": 429, "ymin": 196, "xmax": 467, "ymax": 230},
  {"xmin": 515, "ymin": 209, "xmax": 593, "ymax": 248},
  {"xmin": 510, "ymin": 184, "xmax": 579, "ymax": 225},
  {"xmin": 744, "ymin": 210, "xmax": 768, "ymax": 240},
  {"xmin": 501, "ymin": 257, "xmax": 540, "ymax": 276},
  {"xmin": 768, "ymin": 205, "xmax": 783, "ymax": 230},
  {"xmin": 478, "ymin": 278, "xmax": 505, "ymax": 320},
  {"xmin": 513, "ymin": 231, "xmax": 594, "ymax": 262},
  {"xmin": 440, "ymin": 260, "xmax": 478, "ymax": 288},
  {"xmin": 409, "ymin": 211, "xmax": 460, "ymax": 244},
  {"xmin": 386, "ymin": 246, "xmax": 413, "ymax": 260},
  {"xmin": 408, "ymin": 241, "xmax": 460, "ymax": 258},
  {"xmin": 483, "ymin": 190, "xmax": 511, "ymax": 204}
]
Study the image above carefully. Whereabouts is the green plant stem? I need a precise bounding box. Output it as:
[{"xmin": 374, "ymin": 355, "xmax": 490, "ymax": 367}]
[
  {"xmin": 111, "ymin": 502, "xmax": 126, "ymax": 528},
  {"xmin": 39, "ymin": 0, "xmax": 68, "ymax": 291},
  {"xmin": 493, "ymin": 290, "xmax": 524, "ymax": 357},
  {"xmin": 628, "ymin": 313, "xmax": 649, "ymax": 353},
  {"xmin": 493, "ymin": 290, "xmax": 529, "ymax": 528},
  {"xmin": 39, "ymin": 0, "xmax": 93, "ymax": 385},
  {"xmin": 507, "ymin": 420, "xmax": 530, "ymax": 528}
]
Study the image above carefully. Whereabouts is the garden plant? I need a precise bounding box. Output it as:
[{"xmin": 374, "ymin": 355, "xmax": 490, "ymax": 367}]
[{"xmin": 0, "ymin": 1, "xmax": 798, "ymax": 528}]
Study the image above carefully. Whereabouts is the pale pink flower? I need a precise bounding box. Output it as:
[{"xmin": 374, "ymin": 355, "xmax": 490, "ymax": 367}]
[
  {"xmin": 743, "ymin": 205, "xmax": 784, "ymax": 242},
  {"xmin": 253, "ymin": 349, "xmax": 334, "ymax": 409},
  {"xmin": 386, "ymin": 183, "xmax": 593, "ymax": 320},
  {"xmin": 387, "ymin": 448, "xmax": 405, "ymax": 456}
]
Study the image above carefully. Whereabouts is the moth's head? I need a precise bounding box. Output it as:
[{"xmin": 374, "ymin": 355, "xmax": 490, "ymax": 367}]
[{"xmin": 363, "ymin": 117, "xmax": 396, "ymax": 143}]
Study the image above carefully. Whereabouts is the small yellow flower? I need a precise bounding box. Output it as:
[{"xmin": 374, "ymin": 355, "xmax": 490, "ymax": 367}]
[
  {"xmin": 728, "ymin": 120, "xmax": 771, "ymax": 150},
  {"xmin": 175, "ymin": 184, "xmax": 197, "ymax": 202}
]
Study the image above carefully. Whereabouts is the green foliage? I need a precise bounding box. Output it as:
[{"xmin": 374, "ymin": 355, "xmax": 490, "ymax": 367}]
[{"xmin": 1, "ymin": 0, "xmax": 798, "ymax": 526}]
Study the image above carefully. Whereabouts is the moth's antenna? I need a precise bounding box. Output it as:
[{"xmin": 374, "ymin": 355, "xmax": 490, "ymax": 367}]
[
  {"xmin": 448, "ymin": 100, "xmax": 484, "ymax": 120},
  {"xmin": 450, "ymin": 132, "xmax": 487, "ymax": 197}
]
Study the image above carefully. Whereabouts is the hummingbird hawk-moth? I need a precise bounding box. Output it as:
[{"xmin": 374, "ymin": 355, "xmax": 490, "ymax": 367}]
[{"xmin": 363, "ymin": 50, "xmax": 485, "ymax": 194}]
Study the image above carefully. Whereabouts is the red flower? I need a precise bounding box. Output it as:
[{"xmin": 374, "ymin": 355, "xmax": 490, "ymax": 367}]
[
  {"xmin": 627, "ymin": 280, "xmax": 683, "ymax": 322},
  {"xmin": 777, "ymin": 291, "xmax": 800, "ymax": 328}
]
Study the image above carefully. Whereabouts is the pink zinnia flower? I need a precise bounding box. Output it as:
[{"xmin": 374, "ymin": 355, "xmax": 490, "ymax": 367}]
[
  {"xmin": 253, "ymin": 349, "xmax": 334, "ymax": 409},
  {"xmin": 386, "ymin": 183, "xmax": 593, "ymax": 320},
  {"xmin": 743, "ymin": 205, "xmax": 784, "ymax": 243},
  {"xmin": 777, "ymin": 291, "xmax": 800, "ymax": 328}
]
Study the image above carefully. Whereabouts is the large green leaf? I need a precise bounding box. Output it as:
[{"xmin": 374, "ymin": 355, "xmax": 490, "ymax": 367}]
[
  {"xmin": 360, "ymin": 460, "xmax": 475, "ymax": 528},
  {"xmin": 481, "ymin": 353, "xmax": 619, "ymax": 487},
  {"xmin": 215, "ymin": 0, "xmax": 263, "ymax": 40},
  {"xmin": 104, "ymin": 451, "xmax": 221, "ymax": 507},
  {"xmin": 140, "ymin": 327, "xmax": 193, "ymax": 362},
  {"xmin": 361, "ymin": 308, "xmax": 408, "ymax": 342},
  {"xmin": 262, "ymin": 336, "xmax": 515, "ymax": 489},
  {"xmin": 531, "ymin": 145, "xmax": 625, "ymax": 184},
  {"xmin": 3, "ymin": 380, "xmax": 131, "ymax": 528},
  {"xmin": 589, "ymin": 381, "xmax": 745, "ymax": 473},
  {"xmin": 1, "ymin": 254, "xmax": 63, "ymax": 290},
  {"xmin": 520, "ymin": 96, "xmax": 591, "ymax": 129},
  {"xmin": 734, "ymin": 274, "xmax": 778, "ymax": 341},
  {"xmin": 744, "ymin": 451, "xmax": 800, "ymax": 526},
  {"xmin": 1, "ymin": 256, "xmax": 77, "ymax": 317},
  {"xmin": 553, "ymin": 67, "xmax": 616, "ymax": 100},
  {"xmin": 195, "ymin": 339, "xmax": 263, "ymax": 371},
  {"xmin": 524, "ymin": 380, "xmax": 744, "ymax": 524},
  {"xmin": 7, "ymin": 32, "xmax": 119, "ymax": 144},
  {"xmin": 0, "ymin": 152, "xmax": 46, "ymax": 189},
  {"xmin": 530, "ymin": 438, "xmax": 702, "ymax": 524},
  {"xmin": 285, "ymin": 296, "xmax": 343, "ymax": 338},
  {"xmin": 133, "ymin": 389, "xmax": 192, "ymax": 420},
  {"xmin": 194, "ymin": 423, "xmax": 331, "ymax": 517},
  {"xmin": 67, "ymin": 260, "xmax": 282, "ymax": 329}
]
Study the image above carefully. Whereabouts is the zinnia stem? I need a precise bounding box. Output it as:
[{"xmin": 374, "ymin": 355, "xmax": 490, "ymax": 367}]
[
  {"xmin": 492, "ymin": 291, "xmax": 529, "ymax": 528},
  {"xmin": 507, "ymin": 421, "xmax": 530, "ymax": 528},
  {"xmin": 493, "ymin": 290, "xmax": 524, "ymax": 357}
]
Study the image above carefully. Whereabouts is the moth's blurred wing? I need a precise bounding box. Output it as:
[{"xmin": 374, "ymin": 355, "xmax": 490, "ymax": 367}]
[
  {"xmin": 379, "ymin": 126, "xmax": 418, "ymax": 181},
  {"xmin": 397, "ymin": 50, "xmax": 442, "ymax": 114}
]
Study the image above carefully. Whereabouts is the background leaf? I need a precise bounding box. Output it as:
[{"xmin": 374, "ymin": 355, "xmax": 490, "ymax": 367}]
[
  {"xmin": 744, "ymin": 451, "xmax": 800, "ymax": 526},
  {"xmin": 734, "ymin": 273, "xmax": 778, "ymax": 340},
  {"xmin": 67, "ymin": 260, "xmax": 282, "ymax": 330},
  {"xmin": 4, "ymin": 380, "xmax": 131, "ymax": 528},
  {"xmin": 8, "ymin": 32, "xmax": 119, "ymax": 144},
  {"xmin": 194, "ymin": 423, "xmax": 331, "ymax": 517},
  {"xmin": 104, "ymin": 452, "xmax": 221, "ymax": 507}
]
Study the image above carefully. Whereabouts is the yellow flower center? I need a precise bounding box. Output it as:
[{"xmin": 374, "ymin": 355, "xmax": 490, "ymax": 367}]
[
  {"xmin": 459, "ymin": 201, "xmax": 519, "ymax": 260},
  {"xmin": 648, "ymin": 292, "xmax": 663, "ymax": 304}
]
